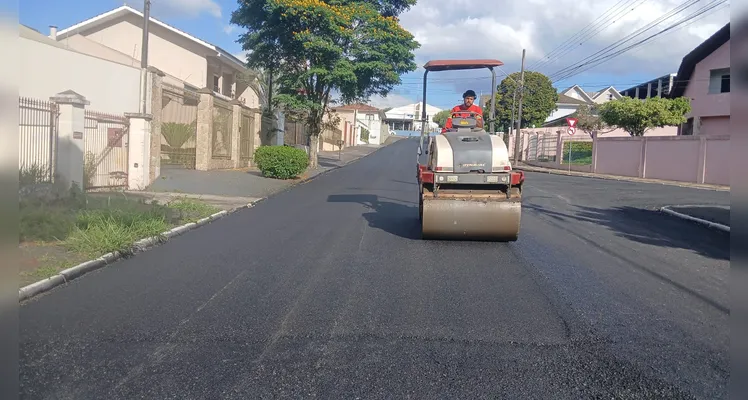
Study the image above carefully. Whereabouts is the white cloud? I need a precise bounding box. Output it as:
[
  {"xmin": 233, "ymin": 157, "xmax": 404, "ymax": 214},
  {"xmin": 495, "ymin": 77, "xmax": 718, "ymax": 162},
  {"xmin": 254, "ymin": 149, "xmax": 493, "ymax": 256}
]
[
  {"xmin": 397, "ymin": 0, "xmax": 731, "ymax": 88},
  {"xmin": 150, "ymin": 0, "xmax": 222, "ymax": 19},
  {"xmin": 368, "ymin": 93, "xmax": 416, "ymax": 109},
  {"xmin": 223, "ymin": 25, "xmax": 236, "ymax": 35}
]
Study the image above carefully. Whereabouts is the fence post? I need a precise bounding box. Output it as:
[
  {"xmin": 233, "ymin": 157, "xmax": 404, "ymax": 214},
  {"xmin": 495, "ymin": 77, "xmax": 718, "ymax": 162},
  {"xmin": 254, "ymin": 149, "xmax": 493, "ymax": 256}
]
[
  {"xmin": 49, "ymin": 90, "xmax": 88, "ymax": 192},
  {"xmin": 555, "ymin": 132, "xmax": 563, "ymax": 166},
  {"xmin": 697, "ymin": 136, "xmax": 707, "ymax": 184},
  {"xmin": 148, "ymin": 66, "xmax": 165, "ymax": 183},
  {"xmin": 124, "ymin": 112, "xmax": 153, "ymax": 190},
  {"xmin": 638, "ymin": 137, "xmax": 647, "ymax": 178},
  {"xmin": 231, "ymin": 100, "xmax": 242, "ymax": 168},
  {"xmin": 591, "ymin": 131, "xmax": 598, "ymax": 173},
  {"xmin": 195, "ymin": 87, "xmax": 214, "ymax": 170}
]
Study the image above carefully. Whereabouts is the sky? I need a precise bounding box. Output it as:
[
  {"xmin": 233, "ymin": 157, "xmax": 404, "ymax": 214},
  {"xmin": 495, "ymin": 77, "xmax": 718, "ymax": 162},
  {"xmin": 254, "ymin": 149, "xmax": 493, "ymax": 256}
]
[{"xmin": 18, "ymin": 0, "xmax": 731, "ymax": 111}]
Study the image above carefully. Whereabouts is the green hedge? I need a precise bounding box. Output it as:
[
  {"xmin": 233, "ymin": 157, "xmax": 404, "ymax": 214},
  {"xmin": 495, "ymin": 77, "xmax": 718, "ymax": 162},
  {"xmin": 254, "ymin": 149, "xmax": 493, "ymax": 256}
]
[
  {"xmin": 562, "ymin": 141, "xmax": 593, "ymax": 165},
  {"xmin": 253, "ymin": 145, "xmax": 309, "ymax": 179}
]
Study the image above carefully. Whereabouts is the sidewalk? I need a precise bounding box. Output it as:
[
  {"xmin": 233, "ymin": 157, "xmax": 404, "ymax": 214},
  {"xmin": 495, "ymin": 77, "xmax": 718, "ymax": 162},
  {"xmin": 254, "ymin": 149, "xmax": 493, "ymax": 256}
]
[
  {"xmin": 141, "ymin": 143, "xmax": 389, "ymax": 209},
  {"xmin": 516, "ymin": 162, "xmax": 729, "ymax": 192}
]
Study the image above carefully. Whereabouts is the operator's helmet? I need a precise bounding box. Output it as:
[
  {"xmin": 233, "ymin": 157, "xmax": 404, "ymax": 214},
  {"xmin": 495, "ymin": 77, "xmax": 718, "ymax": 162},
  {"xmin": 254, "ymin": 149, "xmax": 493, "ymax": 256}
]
[{"xmin": 463, "ymin": 90, "xmax": 477, "ymax": 99}]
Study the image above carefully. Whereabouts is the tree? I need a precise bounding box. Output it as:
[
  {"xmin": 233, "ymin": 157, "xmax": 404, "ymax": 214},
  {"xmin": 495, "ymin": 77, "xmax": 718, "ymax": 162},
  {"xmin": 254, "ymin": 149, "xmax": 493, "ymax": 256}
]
[
  {"xmin": 432, "ymin": 109, "xmax": 452, "ymax": 128},
  {"xmin": 230, "ymin": 0, "xmax": 420, "ymax": 168},
  {"xmin": 489, "ymin": 71, "xmax": 557, "ymax": 130},
  {"xmin": 597, "ymin": 96, "xmax": 691, "ymax": 136},
  {"xmin": 574, "ymin": 104, "xmax": 610, "ymax": 137}
]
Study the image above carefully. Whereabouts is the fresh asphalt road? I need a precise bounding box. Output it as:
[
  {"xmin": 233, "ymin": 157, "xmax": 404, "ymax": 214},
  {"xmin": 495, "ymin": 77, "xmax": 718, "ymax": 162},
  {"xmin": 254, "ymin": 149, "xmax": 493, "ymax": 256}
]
[{"xmin": 20, "ymin": 138, "xmax": 730, "ymax": 399}]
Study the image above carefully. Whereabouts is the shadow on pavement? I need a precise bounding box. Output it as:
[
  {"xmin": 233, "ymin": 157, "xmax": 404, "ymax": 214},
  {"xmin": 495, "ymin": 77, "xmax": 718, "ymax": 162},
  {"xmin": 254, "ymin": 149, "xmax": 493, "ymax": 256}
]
[
  {"xmin": 327, "ymin": 194, "xmax": 421, "ymax": 240},
  {"xmin": 524, "ymin": 203, "xmax": 729, "ymax": 261}
]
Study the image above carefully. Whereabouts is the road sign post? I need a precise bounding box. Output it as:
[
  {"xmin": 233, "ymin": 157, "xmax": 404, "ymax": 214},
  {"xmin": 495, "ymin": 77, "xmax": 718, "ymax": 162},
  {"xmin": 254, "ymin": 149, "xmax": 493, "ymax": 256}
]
[{"xmin": 565, "ymin": 118, "xmax": 578, "ymax": 171}]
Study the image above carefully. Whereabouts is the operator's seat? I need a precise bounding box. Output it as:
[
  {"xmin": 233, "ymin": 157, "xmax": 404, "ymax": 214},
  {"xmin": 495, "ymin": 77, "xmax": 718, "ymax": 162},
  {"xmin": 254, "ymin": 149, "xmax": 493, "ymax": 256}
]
[{"xmin": 445, "ymin": 113, "xmax": 485, "ymax": 133}]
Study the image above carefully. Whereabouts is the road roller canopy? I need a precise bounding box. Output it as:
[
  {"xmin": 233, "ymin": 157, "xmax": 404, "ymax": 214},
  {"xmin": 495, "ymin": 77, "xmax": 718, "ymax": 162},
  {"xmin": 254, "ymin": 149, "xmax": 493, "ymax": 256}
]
[{"xmin": 422, "ymin": 59, "xmax": 504, "ymax": 72}]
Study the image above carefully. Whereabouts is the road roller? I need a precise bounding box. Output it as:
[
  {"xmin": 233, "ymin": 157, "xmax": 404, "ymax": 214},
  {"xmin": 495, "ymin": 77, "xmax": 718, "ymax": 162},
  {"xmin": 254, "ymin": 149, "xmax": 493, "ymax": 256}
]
[{"xmin": 416, "ymin": 59, "xmax": 525, "ymax": 241}]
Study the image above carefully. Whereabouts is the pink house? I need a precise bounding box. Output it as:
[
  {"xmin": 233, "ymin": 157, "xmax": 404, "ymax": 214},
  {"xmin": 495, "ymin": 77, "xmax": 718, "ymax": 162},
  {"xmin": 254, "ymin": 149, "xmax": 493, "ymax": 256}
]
[{"xmin": 670, "ymin": 23, "xmax": 730, "ymax": 136}]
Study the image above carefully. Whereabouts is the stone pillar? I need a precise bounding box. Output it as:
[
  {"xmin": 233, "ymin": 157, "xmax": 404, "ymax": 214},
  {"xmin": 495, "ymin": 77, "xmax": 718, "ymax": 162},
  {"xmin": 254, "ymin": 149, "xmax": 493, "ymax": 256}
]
[
  {"xmin": 647, "ymin": 82, "xmax": 652, "ymax": 98},
  {"xmin": 195, "ymin": 87, "xmax": 214, "ymax": 170},
  {"xmin": 231, "ymin": 100, "xmax": 242, "ymax": 168},
  {"xmin": 49, "ymin": 90, "xmax": 88, "ymax": 191},
  {"xmin": 125, "ymin": 113, "xmax": 153, "ymax": 190},
  {"xmin": 148, "ymin": 66, "xmax": 165, "ymax": 183}
]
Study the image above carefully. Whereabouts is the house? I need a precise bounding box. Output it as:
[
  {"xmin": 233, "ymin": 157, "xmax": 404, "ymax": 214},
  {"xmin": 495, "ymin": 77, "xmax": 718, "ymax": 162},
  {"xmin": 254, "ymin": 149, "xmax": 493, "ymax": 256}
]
[
  {"xmin": 48, "ymin": 5, "xmax": 259, "ymax": 107},
  {"xmin": 543, "ymin": 85, "xmax": 621, "ymax": 125},
  {"xmin": 18, "ymin": 24, "xmax": 142, "ymax": 114},
  {"xmin": 384, "ymin": 102, "xmax": 442, "ymax": 132},
  {"xmin": 620, "ymin": 73, "xmax": 678, "ymax": 99},
  {"xmin": 332, "ymin": 103, "xmax": 389, "ymax": 146},
  {"xmin": 669, "ymin": 23, "xmax": 730, "ymax": 136}
]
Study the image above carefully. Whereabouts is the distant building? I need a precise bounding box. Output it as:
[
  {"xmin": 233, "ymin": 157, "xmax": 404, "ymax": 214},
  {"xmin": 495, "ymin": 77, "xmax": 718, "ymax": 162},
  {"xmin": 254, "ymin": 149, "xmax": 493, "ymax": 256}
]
[{"xmin": 383, "ymin": 102, "xmax": 443, "ymax": 132}]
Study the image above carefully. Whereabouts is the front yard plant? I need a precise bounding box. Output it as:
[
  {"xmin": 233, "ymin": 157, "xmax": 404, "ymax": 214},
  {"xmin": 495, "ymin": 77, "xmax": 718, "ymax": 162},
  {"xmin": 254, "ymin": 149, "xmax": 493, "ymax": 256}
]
[{"xmin": 253, "ymin": 145, "xmax": 309, "ymax": 179}]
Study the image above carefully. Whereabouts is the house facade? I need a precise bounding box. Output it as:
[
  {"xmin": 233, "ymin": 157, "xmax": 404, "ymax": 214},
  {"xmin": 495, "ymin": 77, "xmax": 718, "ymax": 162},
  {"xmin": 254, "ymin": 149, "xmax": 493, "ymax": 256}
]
[
  {"xmin": 49, "ymin": 5, "xmax": 259, "ymax": 107},
  {"xmin": 332, "ymin": 103, "xmax": 389, "ymax": 146},
  {"xmin": 669, "ymin": 23, "xmax": 730, "ymax": 136}
]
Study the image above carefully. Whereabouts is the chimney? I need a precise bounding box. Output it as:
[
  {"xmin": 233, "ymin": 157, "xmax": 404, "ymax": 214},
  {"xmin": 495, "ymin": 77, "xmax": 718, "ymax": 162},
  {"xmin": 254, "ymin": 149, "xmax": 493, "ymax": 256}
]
[{"xmin": 48, "ymin": 25, "xmax": 57, "ymax": 40}]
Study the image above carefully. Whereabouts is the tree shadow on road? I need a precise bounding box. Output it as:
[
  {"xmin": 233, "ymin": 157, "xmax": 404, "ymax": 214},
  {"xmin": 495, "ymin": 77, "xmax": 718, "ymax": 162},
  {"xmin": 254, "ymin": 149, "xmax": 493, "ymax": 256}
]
[
  {"xmin": 523, "ymin": 203, "xmax": 729, "ymax": 261},
  {"xmin": 327, "ymin": 194, "xmax": 421, "ymax": 240}
]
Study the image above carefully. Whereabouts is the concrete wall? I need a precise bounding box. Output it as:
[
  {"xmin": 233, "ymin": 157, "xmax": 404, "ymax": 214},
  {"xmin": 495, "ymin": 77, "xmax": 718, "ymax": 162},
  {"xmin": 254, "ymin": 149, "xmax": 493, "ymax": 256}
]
[
  {"xmin": 593, "ymin": 135, "xmax": 729, "ymax": 185},
  {"xmin": 19, "ymin": 35, "xmax": 140, "ymax": 114}
]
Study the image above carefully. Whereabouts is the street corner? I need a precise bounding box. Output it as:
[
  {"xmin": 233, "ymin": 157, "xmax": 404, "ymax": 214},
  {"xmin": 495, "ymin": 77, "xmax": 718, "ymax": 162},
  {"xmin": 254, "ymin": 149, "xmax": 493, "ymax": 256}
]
[{"xmin": 660, "ymin": 205, "xmax": 730, "ymax": 232}]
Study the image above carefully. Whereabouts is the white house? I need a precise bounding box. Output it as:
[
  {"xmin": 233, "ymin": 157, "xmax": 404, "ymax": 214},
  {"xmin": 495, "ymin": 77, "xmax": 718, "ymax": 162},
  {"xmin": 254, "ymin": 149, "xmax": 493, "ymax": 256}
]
[
  {"xmin": 543, "ymin": 84, "xmax": 622, "ymax": 126},
  {"xmin": 384, "ymin": 102, "xmax": 442, "ymax": 132}
]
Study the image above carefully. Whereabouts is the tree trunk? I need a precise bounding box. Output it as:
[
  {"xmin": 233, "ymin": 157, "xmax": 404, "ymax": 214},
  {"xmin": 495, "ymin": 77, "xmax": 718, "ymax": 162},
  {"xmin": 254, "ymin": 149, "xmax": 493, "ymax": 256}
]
[{"xmin": 308, "ymin": 134, "xmax": 319, "ymax": 169}]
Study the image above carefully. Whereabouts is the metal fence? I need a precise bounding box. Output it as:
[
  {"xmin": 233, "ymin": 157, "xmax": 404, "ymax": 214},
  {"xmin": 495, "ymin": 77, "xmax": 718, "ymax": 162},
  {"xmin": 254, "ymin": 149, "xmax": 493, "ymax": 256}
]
[
  {"xmin": 83, "ymin": 110, "xmax": 129, "ymax": 189},
  {"xmin": 19, "ymin": 97, "xmax": 58, "ymax": 184},
  {"xmin": 161, "ymin": 83, "xmax": 198, "ymax": 168},
  {"xmin": 525, "ymin": 132, "xmax": 558, "ymax": 162},
  {"xmin": 212, "ymin": 97, "xmax": 233, "ymax": 159}
]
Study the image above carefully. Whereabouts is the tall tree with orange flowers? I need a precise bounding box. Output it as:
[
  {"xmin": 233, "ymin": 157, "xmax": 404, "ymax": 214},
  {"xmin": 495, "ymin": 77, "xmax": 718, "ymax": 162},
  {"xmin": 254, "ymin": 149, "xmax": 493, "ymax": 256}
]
[{"xmin": 231, "ymin": 0, "xmax": 420, "ymax": 167}]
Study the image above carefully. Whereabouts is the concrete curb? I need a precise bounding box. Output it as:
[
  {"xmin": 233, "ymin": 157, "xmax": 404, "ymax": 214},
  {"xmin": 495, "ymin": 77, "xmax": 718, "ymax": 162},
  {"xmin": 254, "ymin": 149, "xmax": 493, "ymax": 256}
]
[
  {"xmin": 18, "ymin": 145, "xmax": 389, "ymax": 303},
  {"xmin": 659, "ymin": 205, "xmax": 730, "ymax": 233},
  {"xmin": 18, "ymin": 204, "xmax": 254, "ymax": 303},
  {"xmin": 517, "ymin": 165, "xmax": 729, "ymax": 192}
]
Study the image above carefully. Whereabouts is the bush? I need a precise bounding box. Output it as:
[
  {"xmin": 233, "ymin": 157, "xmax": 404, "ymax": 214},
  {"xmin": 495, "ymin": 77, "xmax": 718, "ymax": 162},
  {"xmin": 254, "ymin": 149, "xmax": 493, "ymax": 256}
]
[{"xmin": 253, "ymin": 145, "xmax": 309, "ymax": 179}]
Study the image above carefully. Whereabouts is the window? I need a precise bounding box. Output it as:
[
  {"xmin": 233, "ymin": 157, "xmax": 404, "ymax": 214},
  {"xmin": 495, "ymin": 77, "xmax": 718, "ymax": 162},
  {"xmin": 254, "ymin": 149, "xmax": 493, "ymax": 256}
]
[
  {"xmin": 708, "ymin": 68, "xmax": 730, "ymax": 94},
  {"xmin": 213, "ymin": 75, "xmax": 220, "ymax": 93}
]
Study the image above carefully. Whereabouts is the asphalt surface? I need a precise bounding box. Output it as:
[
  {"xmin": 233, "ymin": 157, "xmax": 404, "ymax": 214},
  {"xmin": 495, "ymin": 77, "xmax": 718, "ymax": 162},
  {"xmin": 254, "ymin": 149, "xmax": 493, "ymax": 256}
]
[{"xmin": 20, "ymin": 138, "xmax": 730, "ymax": 399}]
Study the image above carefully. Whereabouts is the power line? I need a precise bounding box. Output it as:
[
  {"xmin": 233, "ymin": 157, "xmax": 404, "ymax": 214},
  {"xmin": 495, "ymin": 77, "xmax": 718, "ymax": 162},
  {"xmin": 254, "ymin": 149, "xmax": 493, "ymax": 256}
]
[
  {"xmin": 528, "ymin": 0, "xmax": 650, "ymax": 73},
  {"xmin": 548, "ymin": 0, "xmax": 705, "ymax": 80},
  {"xmin": 551, "ymin": 0, "xmax": 728, "ymax": 82}
]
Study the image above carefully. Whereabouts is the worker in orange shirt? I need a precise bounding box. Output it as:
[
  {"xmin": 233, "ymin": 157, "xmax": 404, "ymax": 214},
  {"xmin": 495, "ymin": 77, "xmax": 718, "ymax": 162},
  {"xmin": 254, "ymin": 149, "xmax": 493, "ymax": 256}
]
[{"xmin": 441, "ymin": 89, "xmax": 484, "ymax": 133}]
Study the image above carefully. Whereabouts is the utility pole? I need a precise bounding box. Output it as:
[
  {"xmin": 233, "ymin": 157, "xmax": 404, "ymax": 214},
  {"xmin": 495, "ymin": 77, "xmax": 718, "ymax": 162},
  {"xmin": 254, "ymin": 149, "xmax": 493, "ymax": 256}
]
[
  {"xmin": 139, "ymin": 0, "xmax": 151, "ymax": 114},
  {"xmin": 514, "ymin": 49, "xmax": 526, "ymax": 163}
]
